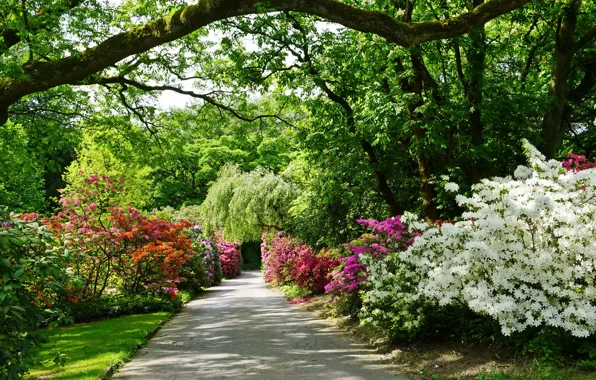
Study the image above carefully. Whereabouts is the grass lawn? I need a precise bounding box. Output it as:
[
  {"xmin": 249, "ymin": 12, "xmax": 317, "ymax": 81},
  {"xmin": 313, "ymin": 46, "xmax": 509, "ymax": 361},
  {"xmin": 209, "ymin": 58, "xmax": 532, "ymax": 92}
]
[{"xmin": 27, "ymin": 312, "xmax": 170, "ymax": 380}]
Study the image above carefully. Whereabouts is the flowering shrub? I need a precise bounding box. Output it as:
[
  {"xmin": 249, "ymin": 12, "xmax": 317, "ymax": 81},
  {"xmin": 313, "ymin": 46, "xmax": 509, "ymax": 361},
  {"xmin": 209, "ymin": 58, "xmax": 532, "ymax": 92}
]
[
  {"xmin": 326, "ymin": 217, "xmax": 416, "ymax": 318},
  {"xmin": 261, "ymin": 232, "xmax": 299, "ymax": 286},
  {"xmin": 562, "ymin": 153, "xmax": 596, "ymax": 172},
  {"xmin": 0, "ymin": 209, "xmax": 71, "ymax": 379},
  {"xmin": 216, "ymin": 235, "xmax": 242, "ymax": 279},
  {"xmin": 293, "ymin": 246, "xmax": 339, "ymax": 294},
  {"xmin": 370, "ymin": 140, "xmax": 596, "ymax": 338},
  {"xmin": 182, "ymin": 225, "xmax": 222, "ymax": 288},
  {"xmin": 261, "ymin": 231, "xmax": 338, "ymax": 294},
  {"xmin": 46, "ymin": 174, "xmax": 194, "ymax": 300}
]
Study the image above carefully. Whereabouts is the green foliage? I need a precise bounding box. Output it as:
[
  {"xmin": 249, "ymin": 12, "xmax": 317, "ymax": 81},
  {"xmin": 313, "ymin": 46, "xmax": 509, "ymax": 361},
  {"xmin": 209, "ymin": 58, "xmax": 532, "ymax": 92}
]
[
  {"xmin": 200, "ymin": 165, "xmax": 300, "ymax": 241},
  {"xmin": 279, "ymin": 284, "xmax": 311, "ymax": 300},
  {"xmin": 146, "ymin": 108, "xmax": 293, "ymax": 209},
  {"xmin": 63, "ymin": 132, "xmax": 153, "ymax": 209},
  {"xmin": 0, "ymin": 209, "xmax": 70, "ymax": 379},
  {"xmin": 64, "ymin": 295, "xmax": 182, "ymax": 323},
  {"xmin": 240, "ymin": 242, "xmax": 262, "ymax": 270},
  {"xmin": 0, "ymin": 123, "xmax": 46, "ymax": 212},
  {"xmin": 178, "ymin": 248, "xmax": 211, "ymax": 293},
  {"xmin": 154, "ymin": 205, "xmax": 202, "ymax": 225}
]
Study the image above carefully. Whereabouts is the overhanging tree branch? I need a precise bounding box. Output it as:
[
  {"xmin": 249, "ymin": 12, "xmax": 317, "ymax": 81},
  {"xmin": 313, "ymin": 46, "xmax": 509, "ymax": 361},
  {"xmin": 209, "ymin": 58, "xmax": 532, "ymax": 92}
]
[
  {"xmin": 92, "ymin": 76, "xmax": 295, "ymax": 127},
  {"xmin": 0, "ymin": 0, "xmax": 531, "ymax": 125},
  {"xmin": 0, "ymin": 0, "xmax": 85, "ymax": 57}
]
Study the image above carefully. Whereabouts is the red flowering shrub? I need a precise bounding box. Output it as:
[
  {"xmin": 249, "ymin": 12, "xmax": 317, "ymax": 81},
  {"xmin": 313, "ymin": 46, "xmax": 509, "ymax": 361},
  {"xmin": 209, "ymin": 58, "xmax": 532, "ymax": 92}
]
[
  {"xmin": 215, "ymin": 235, "xmax": 242, "ymax": 279},
  {"xmin": 562, "ymin": 153, "xmax": 596, "ymax": 172},
  {"xmin": 293, "ymin": 248, "xmax": 339, "ymax": 294},
  {"xmin": 261, "ymin": 231, "xmax": 338, "ymax": 294},
  {"xmin": 46, "ymin": 174, "xmax": 195, "ymax": 300}
]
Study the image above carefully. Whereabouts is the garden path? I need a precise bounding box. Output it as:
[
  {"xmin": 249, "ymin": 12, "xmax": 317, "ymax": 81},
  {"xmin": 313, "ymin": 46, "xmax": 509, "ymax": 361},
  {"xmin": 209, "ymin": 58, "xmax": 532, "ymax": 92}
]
[{"xmin": 114, "ymin": 270, "xmax": 409, "ymax": 379}]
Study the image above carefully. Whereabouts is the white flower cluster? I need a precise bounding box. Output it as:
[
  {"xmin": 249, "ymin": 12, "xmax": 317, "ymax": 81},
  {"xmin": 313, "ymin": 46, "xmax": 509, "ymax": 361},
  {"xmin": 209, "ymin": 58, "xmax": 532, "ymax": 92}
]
[{"xmin": 377, "ymin": 140, "xmax": 596, "ymax": 337}]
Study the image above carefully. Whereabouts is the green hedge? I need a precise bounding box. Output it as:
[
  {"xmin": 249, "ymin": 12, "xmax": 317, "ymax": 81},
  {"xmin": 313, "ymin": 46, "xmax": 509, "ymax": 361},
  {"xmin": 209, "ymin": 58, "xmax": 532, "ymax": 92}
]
[{"xmin": 65, "ymin": 295, "xmax": 183, "ymax": 323}]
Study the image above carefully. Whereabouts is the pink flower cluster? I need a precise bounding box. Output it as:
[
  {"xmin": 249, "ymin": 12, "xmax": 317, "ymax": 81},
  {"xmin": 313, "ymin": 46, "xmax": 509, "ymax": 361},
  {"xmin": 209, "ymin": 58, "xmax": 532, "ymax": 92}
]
[
  {"xmin": 216, "ymin": 236, "xmax": 242, "ymax": 279},
  {"xmin": 562, "ymin": 153, "xmax": 596, "ymax": 172},
  {"xmin": 261, "ymin": 232, "xmax": 338, "ymax": 294},
  {"xmin": 325, "ymin": 216, "xmax": 415, "ymax": 300}
]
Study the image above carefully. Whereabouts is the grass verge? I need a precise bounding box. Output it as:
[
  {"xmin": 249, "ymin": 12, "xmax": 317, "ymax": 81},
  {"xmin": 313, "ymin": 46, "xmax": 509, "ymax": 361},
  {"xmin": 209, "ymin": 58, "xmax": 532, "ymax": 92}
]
[{"xmin": 26, "ymin": 312, "xmax": 170, "ymax": 380}]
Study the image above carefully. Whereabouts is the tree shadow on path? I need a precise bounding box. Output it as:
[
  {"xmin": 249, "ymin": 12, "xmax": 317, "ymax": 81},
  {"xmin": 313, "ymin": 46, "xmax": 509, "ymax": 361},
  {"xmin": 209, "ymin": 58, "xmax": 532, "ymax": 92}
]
[{"xmin": 114, "ymin": 271, "xmax": 408, "ymax": 380}]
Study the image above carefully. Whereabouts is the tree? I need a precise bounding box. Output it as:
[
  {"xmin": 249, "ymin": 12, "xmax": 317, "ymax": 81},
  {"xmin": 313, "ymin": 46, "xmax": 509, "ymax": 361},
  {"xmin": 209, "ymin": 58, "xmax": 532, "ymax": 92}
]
[
  {"xmin": 194, "ymin": 1, "xmax": 595, "ymax": 222},
  {"xmin": 0, "ymin": 0, "xmax": 531, "ymax": 125},
  {"xmin": 63, "ymin": 131, "xmax": 153, "ymax": 209},
  {"xmin": 146, "ymin": 106, "xmax": 293, "ymax": 208},
  {"xmin": 200, "ymin": 165, "xmax": 299, "ymax": 241},
  {"xmin": 0, "ymin": 122, "xmax": 46, "ymax": 211}
]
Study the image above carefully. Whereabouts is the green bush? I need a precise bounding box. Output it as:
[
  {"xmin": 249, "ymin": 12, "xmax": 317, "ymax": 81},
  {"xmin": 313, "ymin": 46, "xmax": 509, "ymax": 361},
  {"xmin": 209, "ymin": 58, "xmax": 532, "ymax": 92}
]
[
  {"xmin": 0, "ymin": 209, "xmax": 70, "ymax": 379},
  {"xmin": 65, "ymin": 295, "xmax": 182, "ymax": 323},
  {"xmin": 178, "ymin": 250, "xmax": 210, "ymax": 293}
]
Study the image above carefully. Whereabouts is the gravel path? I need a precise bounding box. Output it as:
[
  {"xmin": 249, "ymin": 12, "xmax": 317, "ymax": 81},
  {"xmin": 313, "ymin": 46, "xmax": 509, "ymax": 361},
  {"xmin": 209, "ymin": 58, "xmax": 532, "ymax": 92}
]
[{"xmin": 114, "ymin": 270, "xmax": 408, "ymax": 380}]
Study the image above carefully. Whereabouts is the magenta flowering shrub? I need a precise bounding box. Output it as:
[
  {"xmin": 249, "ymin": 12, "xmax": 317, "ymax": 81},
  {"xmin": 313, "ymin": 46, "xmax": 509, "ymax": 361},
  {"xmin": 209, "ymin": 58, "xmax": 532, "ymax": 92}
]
[
  {"xmin": 261, "ymin": 232, "xmax": 299, "ymax": 285},
  {"xmin": 562, "ymin": 153, "xmax": 596, "ymax": 172},
  {"xmin": 325, "ymin": 217, "xmax": 416, "ymax": 313},
  {"xmin": 261, "ymin": 231, "xmax": 338, "ymax": 294},
  {"xmin": 216, "ymin": 235, "xmax": 242, "ymax": 279}
]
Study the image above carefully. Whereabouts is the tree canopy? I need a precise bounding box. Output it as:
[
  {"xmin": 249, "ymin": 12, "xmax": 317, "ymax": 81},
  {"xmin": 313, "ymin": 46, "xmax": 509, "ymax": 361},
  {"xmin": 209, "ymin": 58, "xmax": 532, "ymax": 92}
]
[
  {"xmin": 0, "ymin": 0, "xmax": 532, "ymax": 124},
  {"xmin": 0, "ymin": 0, "xmax": 595, "ymax": 246}
]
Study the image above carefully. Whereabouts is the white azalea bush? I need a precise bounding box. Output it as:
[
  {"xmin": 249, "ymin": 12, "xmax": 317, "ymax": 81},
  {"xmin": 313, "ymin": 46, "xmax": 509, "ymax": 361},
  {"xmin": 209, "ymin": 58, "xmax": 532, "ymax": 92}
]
[{"xmin": 364, "ymin": 140, "xmax": 596, "ymax": 338}]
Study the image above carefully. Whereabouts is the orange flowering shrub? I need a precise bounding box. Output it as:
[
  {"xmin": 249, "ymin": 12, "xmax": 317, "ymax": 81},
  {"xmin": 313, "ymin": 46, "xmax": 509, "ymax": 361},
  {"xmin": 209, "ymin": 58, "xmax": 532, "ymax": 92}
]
[{"xmin": 46, "ymin": 174, "xmax": 196, "ymax": 300}]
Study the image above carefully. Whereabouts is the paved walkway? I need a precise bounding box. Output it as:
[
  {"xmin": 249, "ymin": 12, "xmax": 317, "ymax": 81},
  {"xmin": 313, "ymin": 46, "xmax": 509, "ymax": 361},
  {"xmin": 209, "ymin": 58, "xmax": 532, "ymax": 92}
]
[{"xmin": 114, "ymin": 270, "xmax": 408, "ymax": 379}]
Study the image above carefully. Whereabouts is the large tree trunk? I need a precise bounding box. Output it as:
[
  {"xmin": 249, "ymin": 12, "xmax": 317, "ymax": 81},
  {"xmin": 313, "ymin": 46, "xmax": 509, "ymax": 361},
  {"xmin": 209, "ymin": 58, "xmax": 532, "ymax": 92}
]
[
  {"xmin": 541, "ymin": 0, "xmax": 581, "ymax": 159},
  {"xmin": 360, "ymin": 140, "xmax": 404, "ymax": 216},
  {"xmin": 466, "ymin": 21, "xmax": 486, "ymax": 183},
  {"xmin": 409, "ymin": 53, "xmax": 441, "ymax": 221}
]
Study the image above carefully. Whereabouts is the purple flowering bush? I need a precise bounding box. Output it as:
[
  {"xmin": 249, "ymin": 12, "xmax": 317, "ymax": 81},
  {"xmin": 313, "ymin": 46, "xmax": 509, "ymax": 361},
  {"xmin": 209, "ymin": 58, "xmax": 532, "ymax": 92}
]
[
  {"xmin": 325, "ymin": 216, "xmax": 416, "ymax": 317},
  {"xmin": 178, "ymin": 225, "xmax": 222, "ymax": 292}
]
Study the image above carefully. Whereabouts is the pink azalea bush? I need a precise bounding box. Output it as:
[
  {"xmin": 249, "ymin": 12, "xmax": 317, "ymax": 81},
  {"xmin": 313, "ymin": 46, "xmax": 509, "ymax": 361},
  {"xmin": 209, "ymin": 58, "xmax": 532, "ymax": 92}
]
[
  {"xmin": 216, "ymin": 235, "xmax": 242, "ymax": 279},
  {"xmin": 562, "ymin": 153, "xmax": 596, "ymax": 172},
  {"xmin": 261, "ymin": 231, "xmax": 338, "ymax": 294},
  {"xmin": 261, "ymin": 232, "xmax": 300, "ymax": 286}
]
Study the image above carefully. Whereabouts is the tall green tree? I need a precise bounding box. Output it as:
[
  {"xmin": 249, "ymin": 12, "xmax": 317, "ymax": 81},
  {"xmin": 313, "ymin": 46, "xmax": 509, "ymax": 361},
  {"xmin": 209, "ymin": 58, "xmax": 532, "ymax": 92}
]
[
  {"xmin": 0, "ymin": 122, "xmax": 46, "ymax": 211},
  {"xmin": 201, "ymin": 164, "xmax": 300, "ymax": 241}
]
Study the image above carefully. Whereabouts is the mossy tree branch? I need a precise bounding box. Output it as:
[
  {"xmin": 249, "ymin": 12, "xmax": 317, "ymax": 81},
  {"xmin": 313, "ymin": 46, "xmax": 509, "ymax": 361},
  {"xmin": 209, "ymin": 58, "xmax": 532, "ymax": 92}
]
[{"xmin": 0, "ymin": 0, "xmax": 531, "ymax": 125}]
